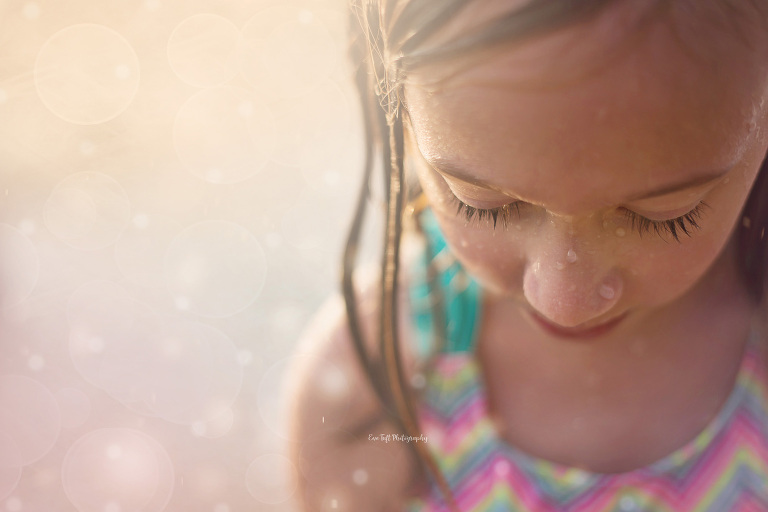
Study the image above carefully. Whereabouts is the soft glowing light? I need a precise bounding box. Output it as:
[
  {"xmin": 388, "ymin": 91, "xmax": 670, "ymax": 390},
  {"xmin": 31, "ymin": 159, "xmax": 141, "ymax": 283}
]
[
  {"xmin": 62, "ymin": 428, "xmax": 174, "ymax": 512},
  {"xmin": 34, "ymin": 24, "xmax": 140, "ymax": 124},
  {"xmin": 43, "ymin": 172, "xmax": 131, "ymax": 250},
  {"xmin": 0, "ymin": 376, "xmax": 60, "ymax": 465},
  {"xmin": 245, "ymin": 454, "xmax": 297, "ymax": 505},
  {"xmin": 55, "ymin": 388, "xmax": 92, "ymax": 429},
  {"xmin": 115, "ymin": 214, "xmax": 182, "ymax": 288},
  {"xmin": 269, "ymin": 80, "xmax": 350, "ymax": 168},
  {"xmin": 172, "ymin": 87, "xmax": 274, "ymax": 184},
  {"xmin": 0, "ymin": 433, "xmax": 22, "ymax": 501},
  {"xmin": 241, "ymin": 8, "xmax": 338, "ymax": 99},
  {"xmin": 164, "ymin": 221, "xmax": 266, "ymax": 318},
  {"xmin": 0, "ymin": 225, "xmax": 39, "ymax": 309},
  {"xmin": 167, "ymin": 14, "xmax": 241, "ymax": 87}
]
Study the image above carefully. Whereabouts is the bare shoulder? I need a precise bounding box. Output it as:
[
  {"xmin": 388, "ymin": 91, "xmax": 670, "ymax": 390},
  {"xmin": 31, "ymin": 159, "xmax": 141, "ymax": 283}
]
[{"xmin": 285, "ymin": 266, "xmax": 426, "ymax": 512}]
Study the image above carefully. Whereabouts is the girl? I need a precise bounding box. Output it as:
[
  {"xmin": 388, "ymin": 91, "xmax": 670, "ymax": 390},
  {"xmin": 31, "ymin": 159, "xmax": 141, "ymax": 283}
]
[{"xmin": 289, "ymin": 0, "xmax": 768, "ymax": 510}]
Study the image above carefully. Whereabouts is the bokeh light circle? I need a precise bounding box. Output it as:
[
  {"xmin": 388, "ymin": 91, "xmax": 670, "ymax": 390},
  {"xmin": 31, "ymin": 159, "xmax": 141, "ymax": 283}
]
[
  {"xmin": 62, "ymin": 428, "xmax": 174, "ymax": 512},
  {"xmin": 44, "ymin": 172, "xmax": 131, "ymax": 250},
  {"xmin": 167, "ymin": 14, "xmax": 241, "ymax": 87},
  {"xmin": 0, "ymin": 376, "xmax": 60, "ymax": 465},
  {"xmin": 191, "ymin": 408, "xmax": 234, "ymax": 439},
  {"xmin": 164, "ymin": 220, "xmax": 266, "ymax": 318},
  {"xmin": 0, "ymin": 224, "xmax": 39, "ymax": 309},
  {"xmin": 34, "ymin": 24, "xmax": 140, "ymax": 124},
  {"xmin": 0, "ymin": 432, "xmax": 22, "ymax": 501},
  {"xmin": 245, "ymin": 453, "xmax": 297, "ymax": 505},
  {"xmin": 173, "ymin": 87, "xmax": 275, "ymax": 184}
]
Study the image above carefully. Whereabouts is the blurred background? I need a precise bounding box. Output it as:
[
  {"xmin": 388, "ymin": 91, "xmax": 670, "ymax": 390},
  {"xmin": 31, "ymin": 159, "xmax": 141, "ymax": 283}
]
[{"xmin": 0, "ymin": 0, "xmax": 370, "ymax": 510}]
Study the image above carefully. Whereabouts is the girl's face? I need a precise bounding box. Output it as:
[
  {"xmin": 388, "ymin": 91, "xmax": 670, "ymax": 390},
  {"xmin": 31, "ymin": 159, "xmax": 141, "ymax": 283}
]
[{"xmin": 404, "ymin": 1, "xmax": 768, "ymax": 332}]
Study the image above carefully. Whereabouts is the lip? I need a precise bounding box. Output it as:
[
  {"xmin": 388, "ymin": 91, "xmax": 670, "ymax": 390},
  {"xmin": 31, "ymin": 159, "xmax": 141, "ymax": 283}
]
[{"xmin": 528, "ymin": 310, "xmax": 628, "ymax": 340}]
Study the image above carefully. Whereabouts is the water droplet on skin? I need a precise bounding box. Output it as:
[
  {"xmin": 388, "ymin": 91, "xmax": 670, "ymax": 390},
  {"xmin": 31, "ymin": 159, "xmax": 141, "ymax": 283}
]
[
  {"xmin": 555, "ymin": 261, "xmax": 565, "ymax": 270},
  {"xmin": 724, "ymin": 177, "xmax": 730, "ymax": 184},
  {"xmin": 602, "ymin": 220, "xmax": 609, "ymax": 229},
  {"xmin": 599, "ymin": 284, "xmax": 615, "ymax": 300},
  {"xmin": 615, "ymin": 228, "xmax": 626, "ymax": 237},
  {"xmin": 460, "ymin": 239, "xmax": 468, "ymax": 248},
  {"xmin": 515, "ymin": 224, "xmax": 522, "ymax": 231},
  {"xmin": 566, "ymin": 249, "xmax": 578, "ymax": 263}
]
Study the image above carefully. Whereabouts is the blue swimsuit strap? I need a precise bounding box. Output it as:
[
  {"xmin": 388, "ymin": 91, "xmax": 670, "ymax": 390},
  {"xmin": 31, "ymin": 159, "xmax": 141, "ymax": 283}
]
[{"xmin": 410, "ymin": 208, "xmax": 483, "ymax": 355}]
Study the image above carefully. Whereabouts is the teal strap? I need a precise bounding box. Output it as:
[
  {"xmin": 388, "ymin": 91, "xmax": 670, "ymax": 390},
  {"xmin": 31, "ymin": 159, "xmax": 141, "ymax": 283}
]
[{"xmin": 409, "ymin": 208, "xmax": 482, "ymax": 355}]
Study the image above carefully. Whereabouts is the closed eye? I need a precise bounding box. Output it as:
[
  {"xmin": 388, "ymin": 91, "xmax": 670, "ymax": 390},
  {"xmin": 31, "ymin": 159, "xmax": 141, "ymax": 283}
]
[
  {"xmin": 446, "ymin": 194, "xmax": 523, "ymax": 229},
  {"xmin": 447, "ymin": 191, "xmax": 708, "ymax": 243},
  {"xmin": 622, "ymin": 202, "xmax": 708, "ymax": 242}
]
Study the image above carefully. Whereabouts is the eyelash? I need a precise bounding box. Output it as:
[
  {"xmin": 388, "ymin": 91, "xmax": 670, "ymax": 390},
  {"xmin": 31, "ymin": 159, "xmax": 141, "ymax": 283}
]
[{"xmin": 447, "ymin": 194, "xmax": 708, "ymax": 242}]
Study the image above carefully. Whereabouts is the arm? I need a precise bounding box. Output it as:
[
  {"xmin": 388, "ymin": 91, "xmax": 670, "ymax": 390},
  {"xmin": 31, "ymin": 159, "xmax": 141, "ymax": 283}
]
[{"xmin": 286, "ymin": 282, "xmax": 426, "ymax": 512}]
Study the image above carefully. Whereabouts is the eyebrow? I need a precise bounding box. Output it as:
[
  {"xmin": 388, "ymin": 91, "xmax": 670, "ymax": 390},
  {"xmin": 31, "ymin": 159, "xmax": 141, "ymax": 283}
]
[{"xmin": 429, "ymin": 160, "xmax": 729, "ymax": 201}]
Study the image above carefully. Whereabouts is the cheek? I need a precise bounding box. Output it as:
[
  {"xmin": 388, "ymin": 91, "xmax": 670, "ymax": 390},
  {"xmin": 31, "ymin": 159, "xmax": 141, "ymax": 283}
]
[
  {"xmin": 624, "ymin": 242, "xmax": 719, "ymax": 306},
  {"xmin": 615, "ymin": 188, "xmax": 745, "ymax": 307},
  {"xmin": 413, "ymin": 160, "xmax": 527, "ymax": 293},
  {"xmin": 428, "ymin": 207, "xmax": 527, "ymax": 294}
]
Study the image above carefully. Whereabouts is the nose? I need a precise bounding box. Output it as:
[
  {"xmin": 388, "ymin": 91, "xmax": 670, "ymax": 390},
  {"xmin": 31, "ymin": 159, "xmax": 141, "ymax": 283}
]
[{"xmin": 522, "ymin": 234, "xmax": 623, "ymax": 328}]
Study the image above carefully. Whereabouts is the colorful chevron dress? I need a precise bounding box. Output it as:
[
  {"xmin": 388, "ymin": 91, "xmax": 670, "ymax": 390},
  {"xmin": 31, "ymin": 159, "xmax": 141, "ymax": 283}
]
[{"xmin": 405, "ymin": 209, "xmax": 768, "ymax": 512}]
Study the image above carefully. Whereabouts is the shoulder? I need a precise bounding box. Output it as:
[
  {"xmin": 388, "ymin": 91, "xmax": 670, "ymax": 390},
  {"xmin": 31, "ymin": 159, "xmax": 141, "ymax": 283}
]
[{"xmin": 285, "ymin": 265, "xmax": 426, "ymax": 511}]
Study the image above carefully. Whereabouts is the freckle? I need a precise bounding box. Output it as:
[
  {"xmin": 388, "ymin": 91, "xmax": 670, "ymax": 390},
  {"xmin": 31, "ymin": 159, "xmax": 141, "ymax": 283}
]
[
  {"xmin": 555, "ymin": 261, "xmax": 565, "ymax": 270},
  {"xmin": 566, "ymin": 249, "xmax": 578, "ymax": 263},
  {"xmin": 599, "ymin": 284, "xmax": 615, "ymax": 300},
  {"xmin": 614, "ymin": 228, "xmax": 626, "ymax": 237}
]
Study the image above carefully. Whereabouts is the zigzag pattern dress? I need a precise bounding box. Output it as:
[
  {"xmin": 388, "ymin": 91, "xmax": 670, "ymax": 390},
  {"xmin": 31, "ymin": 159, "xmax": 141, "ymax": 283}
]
[{"xmin": 405, "ymin": 209, "xmax": 768, "ymax": 512}]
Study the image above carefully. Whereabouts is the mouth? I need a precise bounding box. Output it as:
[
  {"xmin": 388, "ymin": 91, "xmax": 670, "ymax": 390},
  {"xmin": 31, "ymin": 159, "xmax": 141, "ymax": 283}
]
[{"xmin": 527, "ymin": 310, "xmax": 628, "ymax": 340}]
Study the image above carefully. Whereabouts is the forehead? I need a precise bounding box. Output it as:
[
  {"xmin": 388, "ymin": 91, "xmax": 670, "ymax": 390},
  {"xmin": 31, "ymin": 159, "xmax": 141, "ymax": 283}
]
[{"xmin": 403, "ymin": 1, "xmax": 768, "ymax": 210}]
